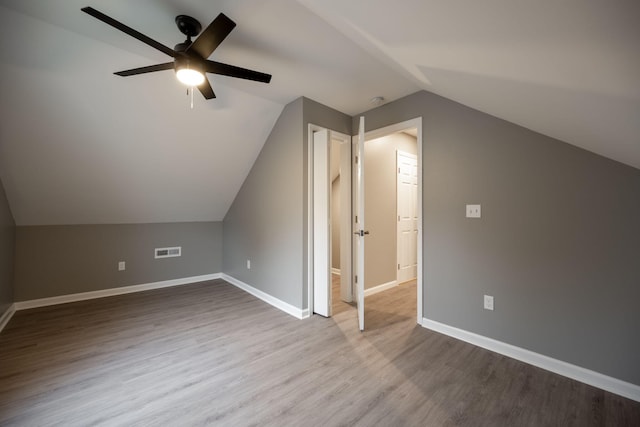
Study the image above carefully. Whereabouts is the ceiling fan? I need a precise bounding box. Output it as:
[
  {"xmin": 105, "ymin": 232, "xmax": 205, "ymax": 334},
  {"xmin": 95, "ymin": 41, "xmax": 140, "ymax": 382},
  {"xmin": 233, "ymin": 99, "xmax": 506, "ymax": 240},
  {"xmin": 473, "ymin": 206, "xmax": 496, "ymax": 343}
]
[{"xmin": 81, "ymin": 7, "xmax": 272, "ymax": 99}]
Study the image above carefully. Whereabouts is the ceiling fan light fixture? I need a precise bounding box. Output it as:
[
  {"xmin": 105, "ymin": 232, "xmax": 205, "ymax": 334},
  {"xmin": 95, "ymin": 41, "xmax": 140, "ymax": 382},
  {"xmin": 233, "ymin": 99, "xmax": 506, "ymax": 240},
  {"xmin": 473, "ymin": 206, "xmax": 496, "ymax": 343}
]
[
  {"xmin": 176, "ymin": 66, "xmax": 205, "ymax": 86},
  {"xmin": 81, "ymin": 7, "xmax": 271, "ymax": 100}
]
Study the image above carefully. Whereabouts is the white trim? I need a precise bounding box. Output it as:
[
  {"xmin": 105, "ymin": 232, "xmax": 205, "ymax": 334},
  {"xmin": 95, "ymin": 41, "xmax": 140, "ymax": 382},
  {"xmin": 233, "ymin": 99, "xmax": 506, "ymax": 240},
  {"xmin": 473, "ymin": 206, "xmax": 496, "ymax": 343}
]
[
  {"xmin": 14, "ymin": 273, "xmax": 222, "ymax": 310},
  {"xmin": 307, "ymin": 124, "xmax": 352, "ymax": 317},
  {"xmin": 313, "ymin": 129, "xmax": 331, "ymax": 317},
  {"xmin": 417, "ymin": 119, "xmax": 423, "ymax": 326},
  {"xmin": 0, "ymin": 303, "xmax": 16, "ymax": 333},
  {"xmin": 331, "ymin": 268, "xmax": 341, "ymax": 276},
  {"xmin": 338, "ymin": 139, "xmax": 353, "ymax": 304},
  {"xmin": 307, "ymin": 124, "xmax": 321, "ymax": 318},
  {"xmin": 222, "ymin": 274, "xmax": 308, "ymax": 320},
  {"xmin": 422, "ymin": 318, "xmax": 640, "ymax": 402},
  {"xmin": 363, "ymin": 280, "xmax": 397, "ymax": 297}
]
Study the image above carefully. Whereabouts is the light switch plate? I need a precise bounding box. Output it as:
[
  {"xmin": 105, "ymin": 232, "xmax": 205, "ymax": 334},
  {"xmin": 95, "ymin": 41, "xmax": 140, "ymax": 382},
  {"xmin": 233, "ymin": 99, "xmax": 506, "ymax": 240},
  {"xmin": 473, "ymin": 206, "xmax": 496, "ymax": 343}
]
[
  {"xmin": 118, "ymin": 261, "xmax": 125, "ymax": 271},
  {"xmin": 466, "ymin": 204, "xmax": 481, "ymax": 218}
]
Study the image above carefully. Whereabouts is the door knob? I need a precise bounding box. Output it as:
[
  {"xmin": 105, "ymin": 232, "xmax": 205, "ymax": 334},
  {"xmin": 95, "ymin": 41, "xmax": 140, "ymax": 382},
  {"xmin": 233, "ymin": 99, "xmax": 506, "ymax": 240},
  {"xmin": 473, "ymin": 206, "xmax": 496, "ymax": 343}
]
[{"xmin": 353, "ymin": 230, "xmax": 370, "ymax": 236}]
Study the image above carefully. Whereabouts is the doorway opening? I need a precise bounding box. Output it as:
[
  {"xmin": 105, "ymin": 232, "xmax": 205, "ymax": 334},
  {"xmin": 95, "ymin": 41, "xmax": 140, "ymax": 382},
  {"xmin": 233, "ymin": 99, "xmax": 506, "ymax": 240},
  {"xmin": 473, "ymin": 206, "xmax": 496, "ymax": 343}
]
[
  {"xmin": 308, "ymin": 118, "xmax": 423, "ymax": 330},
  {"xmin": 353, "ymin": 119, "xmax": 421, "ymax": 330}
]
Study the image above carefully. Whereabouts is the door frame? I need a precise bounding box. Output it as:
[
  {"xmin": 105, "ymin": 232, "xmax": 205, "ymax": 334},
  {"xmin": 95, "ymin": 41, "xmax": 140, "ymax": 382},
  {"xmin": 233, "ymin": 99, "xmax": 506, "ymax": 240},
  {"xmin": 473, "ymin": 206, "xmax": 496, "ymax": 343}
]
[
  {"xmin": 307, "ymin": 124, "xmax": 352, "ymax": 316},
  {"xmin": 360, "ymin": 118, "xmax": 423, "ymax": 324},
  {"xmin": 308, "ymin": 117, "xmax": 423, "ymax": 325}
]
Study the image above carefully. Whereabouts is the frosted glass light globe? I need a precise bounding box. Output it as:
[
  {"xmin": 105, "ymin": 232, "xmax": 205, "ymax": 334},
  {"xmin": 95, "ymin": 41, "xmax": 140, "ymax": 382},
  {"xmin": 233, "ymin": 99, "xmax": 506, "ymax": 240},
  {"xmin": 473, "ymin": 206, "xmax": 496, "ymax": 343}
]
[{"xmin": 176, "ymin": 68, "xmax": 205, "ymax": 86}]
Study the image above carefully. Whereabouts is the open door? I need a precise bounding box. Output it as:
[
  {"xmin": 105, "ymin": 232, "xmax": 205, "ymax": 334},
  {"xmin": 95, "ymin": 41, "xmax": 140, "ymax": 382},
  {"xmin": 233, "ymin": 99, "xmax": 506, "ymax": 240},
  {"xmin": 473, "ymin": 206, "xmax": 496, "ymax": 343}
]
[
  {"xmin": 313, "ymin": 129, "xmax": 330, "ymax": 317},
  {"xmin": 354, "ymin": 117, "xmax": 366, "ymax": 331}
]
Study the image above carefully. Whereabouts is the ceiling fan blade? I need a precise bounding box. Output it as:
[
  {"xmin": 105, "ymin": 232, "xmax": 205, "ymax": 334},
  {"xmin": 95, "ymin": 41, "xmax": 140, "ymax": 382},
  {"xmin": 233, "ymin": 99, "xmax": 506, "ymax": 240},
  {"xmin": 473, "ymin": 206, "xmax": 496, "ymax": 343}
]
[
  {"xmin": 198, "ymin": 78, "xmax": 216, "ymax": 99},
  {"xmin": 187, "ymin": 13, "xmax": 236, "ymax": 59},
  {"xmin": 81, "ymin": 7, "xmax": 176, "ymax": 58},
  {"xmin": 114, "ymin": 62, "xmax": 175, "ymax": 77},
  {"xmin": 204, "ymin": 60, "xmax": 272, "ymax": 83}
]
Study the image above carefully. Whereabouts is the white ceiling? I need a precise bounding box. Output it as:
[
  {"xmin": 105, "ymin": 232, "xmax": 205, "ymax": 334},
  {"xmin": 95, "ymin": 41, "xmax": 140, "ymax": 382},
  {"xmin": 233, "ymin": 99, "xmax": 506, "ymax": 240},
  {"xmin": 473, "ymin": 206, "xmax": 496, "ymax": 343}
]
[
  {"xmin": 300, "ymin": 0, "xmax": 640, "ymax": 168},
  {"xmin": 0, "ymin": 0, "xmax": 638, "ymax": 225}
]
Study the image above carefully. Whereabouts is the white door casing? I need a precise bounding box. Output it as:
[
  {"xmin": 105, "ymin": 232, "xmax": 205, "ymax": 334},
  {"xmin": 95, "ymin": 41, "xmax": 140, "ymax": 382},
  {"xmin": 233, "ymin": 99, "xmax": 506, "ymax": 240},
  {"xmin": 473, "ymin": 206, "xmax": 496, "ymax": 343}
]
[
  {"xmin": 308, "ymin": 125, "xmax": 353, "ymax": 318},
  {"xmin": 339, "ymin": 140, "xmax": 353, "ymax": 303},
  {"xmin": 397, "ymin": 151, "xmax": 418, "ymax": 283},
  {"xmin": 313, "ymin": 129, "xmax": 331, "ymax": 317},
  {"xmin": 355, "ymin": 116, "xmax": 366, "ymax": 331}
]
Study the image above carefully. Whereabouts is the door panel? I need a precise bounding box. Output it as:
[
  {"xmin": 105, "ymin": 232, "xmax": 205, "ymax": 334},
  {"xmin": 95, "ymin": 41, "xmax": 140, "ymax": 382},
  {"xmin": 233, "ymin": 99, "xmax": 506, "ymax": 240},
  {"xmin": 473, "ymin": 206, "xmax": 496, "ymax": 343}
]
[
  {"xmin": 397, "ymin": 151, "xmax": 418, "ymax": 283},
  {"xmin": 313, "ymin": 129, "xmax": 330, "ymax": 317}
]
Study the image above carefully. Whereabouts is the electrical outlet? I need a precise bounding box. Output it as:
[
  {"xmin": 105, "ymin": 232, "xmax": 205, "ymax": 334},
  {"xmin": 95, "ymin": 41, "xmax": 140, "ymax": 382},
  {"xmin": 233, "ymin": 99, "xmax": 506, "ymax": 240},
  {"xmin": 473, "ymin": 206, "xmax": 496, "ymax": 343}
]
[
  {"xmin": 247, "ymin": 259, "xmax": 251, "ymax": 269},
  {"xmin": 466, "ymin": 204, "xmax": 481, "ymax": 218},
  {"xmin": 484, "ymin": 295, "xmax": 494, "ymax": 311},
  {"xmin": 118, "ymin": 261, "xmax": 126, "ymax": 271}
]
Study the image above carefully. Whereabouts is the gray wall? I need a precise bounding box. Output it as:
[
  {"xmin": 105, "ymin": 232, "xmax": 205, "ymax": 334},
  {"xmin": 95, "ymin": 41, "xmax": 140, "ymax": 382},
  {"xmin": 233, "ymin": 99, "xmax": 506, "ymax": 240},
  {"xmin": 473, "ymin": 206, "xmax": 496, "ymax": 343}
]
[
  {"xmin": 354, "ymin": 90, "xmax": 640, "ymax": 386},
  {"xmin": 0, "ymin": 177, "xmax": 15, "ymax": 315},
  {"xmin": 364, "ymin": 133, "xmax": 417, "ymax": 289},
  {"xmin": 223, "ymin": 97, "xmax": 351, "ymax": 310},
  {"xmin": 223, "ymin": 98, "xmax": 304, "ymax": 308},
  {"xmin": 14, "ymin": 222, "xmax": 222, "ymax": 301}
]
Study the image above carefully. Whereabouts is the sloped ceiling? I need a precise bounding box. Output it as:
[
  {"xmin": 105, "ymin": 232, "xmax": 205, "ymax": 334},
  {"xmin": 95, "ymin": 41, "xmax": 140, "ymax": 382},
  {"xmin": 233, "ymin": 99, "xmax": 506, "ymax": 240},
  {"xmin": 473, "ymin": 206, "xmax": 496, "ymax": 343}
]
[
  {"xmin": 300, "ymin": 0, "xmax": 640, "ymax": 169},
  {"xmin": 0, "ymin": 0, "xmax": 638, "ymax": 225},
  {"xmin": 0, "ymin": 0, "xmax": 418, "ymax": 225}
]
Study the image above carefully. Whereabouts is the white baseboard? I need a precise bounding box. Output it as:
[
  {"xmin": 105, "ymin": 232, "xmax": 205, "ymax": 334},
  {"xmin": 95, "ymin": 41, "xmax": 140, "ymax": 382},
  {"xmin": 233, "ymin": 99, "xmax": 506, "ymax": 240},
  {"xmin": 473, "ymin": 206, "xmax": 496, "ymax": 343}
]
[
  {"xmin": 0, "ymin": 303, "xmax": 16, "ymax": 333},
  {"xmin": 221, "ymin": 274, "xmax": 308, "ymax": 319},
  {"xmin": 422, "ymin": 318, "xmax": 640, "ymax": 403},
  {"xmin": 14, "ymin": 273, "xmax": 222, "ymax": 310},
  {"xmin": 364, "ymin": 280, "xmax": 397, "ymax": 297},
  {"xmin": 331, "ymin": 268, "xmax": 341, "ymax": 276}
]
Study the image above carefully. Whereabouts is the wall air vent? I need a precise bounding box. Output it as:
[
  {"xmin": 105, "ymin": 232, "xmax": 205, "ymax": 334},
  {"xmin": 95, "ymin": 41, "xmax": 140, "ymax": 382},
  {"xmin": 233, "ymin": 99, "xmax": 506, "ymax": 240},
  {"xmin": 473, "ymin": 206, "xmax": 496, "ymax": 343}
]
[{"xmin": 155, "ymin": 246, "xmax": 181, "ymax": 259}]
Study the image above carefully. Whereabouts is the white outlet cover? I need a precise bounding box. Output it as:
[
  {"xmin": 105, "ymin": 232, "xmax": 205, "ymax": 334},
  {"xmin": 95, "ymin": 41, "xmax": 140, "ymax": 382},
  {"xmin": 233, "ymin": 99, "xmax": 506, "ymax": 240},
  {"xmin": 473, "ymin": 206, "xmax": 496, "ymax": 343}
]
[
  {"xmin": 466, "ymin": 204, "xmax": 481, "ymax": 218},
  {"xmin": 484, "ymin": 295, "xmax": 494, "ymax": 310},
  {"xmin": 247, "ymin": 260, "xmax": 251, "ymax": 269},
  {"xmin": 118, "ymin": 261, "xmax": 125, "ymax": 271}
]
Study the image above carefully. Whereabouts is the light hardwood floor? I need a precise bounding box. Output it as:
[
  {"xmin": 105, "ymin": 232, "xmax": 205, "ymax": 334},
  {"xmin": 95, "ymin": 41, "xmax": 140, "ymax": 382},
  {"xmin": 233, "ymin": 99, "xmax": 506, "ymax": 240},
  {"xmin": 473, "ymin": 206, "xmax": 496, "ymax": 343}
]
[{"xmin": 1, "ymin": 278, "xmax": 638, "ymax": 426}]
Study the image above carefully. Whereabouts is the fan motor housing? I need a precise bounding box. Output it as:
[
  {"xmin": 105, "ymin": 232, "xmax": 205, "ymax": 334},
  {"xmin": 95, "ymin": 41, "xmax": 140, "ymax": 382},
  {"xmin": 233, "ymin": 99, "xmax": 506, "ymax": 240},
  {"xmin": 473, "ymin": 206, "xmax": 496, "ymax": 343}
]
[
  {"xmin": 175, "ymin": 15, "xmax": 201, "ymax": 38},
  {"xmin": 174, "ymin": 41, "xmax": 192, "ymax": 53}
]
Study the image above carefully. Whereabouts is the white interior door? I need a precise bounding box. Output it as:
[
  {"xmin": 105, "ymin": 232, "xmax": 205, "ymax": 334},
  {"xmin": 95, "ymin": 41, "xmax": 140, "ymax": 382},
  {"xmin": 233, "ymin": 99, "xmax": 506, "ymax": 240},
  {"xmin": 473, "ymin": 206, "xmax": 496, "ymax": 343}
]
[
  {"xmin": 339, "ymin": 139, "xmax": 353, "ymax": 303},
  {"xmin": 355, "ymin": 117, "xmax": 366, "ymax": 331},
  {"xmin": 397, "ymin": 151, "xmax": 418, "ymax": 283},
  {"xmin": 313, "ymin": 129, "xmax": 330, "ymax": 317}
]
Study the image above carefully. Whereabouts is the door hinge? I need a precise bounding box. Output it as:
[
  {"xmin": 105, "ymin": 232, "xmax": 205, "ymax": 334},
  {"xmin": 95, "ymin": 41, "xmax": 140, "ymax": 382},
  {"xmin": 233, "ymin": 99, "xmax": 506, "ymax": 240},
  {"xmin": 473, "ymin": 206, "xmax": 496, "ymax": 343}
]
[
  {"xmin": 398, "ymin": 215, "xmax": 400, "ymax": 221},
  {"xmin": 398, "ymin": 264, "xmax": 400, "ymax": 270},
  {"xmin": 355, "ymin": 275, "xmax": 358, "ymax": 283},
  {"xmin": 355, "ymin": 156, "xmax": 359, "ymax": 164},
  {"xmin": 355, "ymin": 215, "xmax": 358, "ymax": 223}
]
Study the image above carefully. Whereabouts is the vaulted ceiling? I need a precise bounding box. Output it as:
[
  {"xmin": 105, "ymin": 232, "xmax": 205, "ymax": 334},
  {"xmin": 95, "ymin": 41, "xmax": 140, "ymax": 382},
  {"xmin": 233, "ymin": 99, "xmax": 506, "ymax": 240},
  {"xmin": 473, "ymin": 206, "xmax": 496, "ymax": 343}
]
[{"xmin": 1, "ymin": 0, "xmax": 638, "ymax": 225}]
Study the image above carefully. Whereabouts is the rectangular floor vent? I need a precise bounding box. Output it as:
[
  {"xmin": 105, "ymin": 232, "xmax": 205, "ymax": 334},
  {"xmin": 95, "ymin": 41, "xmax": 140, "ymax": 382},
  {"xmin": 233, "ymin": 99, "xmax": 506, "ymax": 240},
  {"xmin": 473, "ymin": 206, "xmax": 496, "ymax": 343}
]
[{"xmin": 155, "ymin": 246, "xmax": 181, "ymax": 259}]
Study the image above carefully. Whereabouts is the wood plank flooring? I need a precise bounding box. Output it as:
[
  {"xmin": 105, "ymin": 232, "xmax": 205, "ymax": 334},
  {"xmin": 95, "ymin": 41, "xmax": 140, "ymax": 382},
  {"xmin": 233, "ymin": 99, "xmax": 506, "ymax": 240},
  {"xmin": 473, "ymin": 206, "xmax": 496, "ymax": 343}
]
[{"xmin": 1, "ymin": 278, "xmax": 638, "ymax": 426}]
